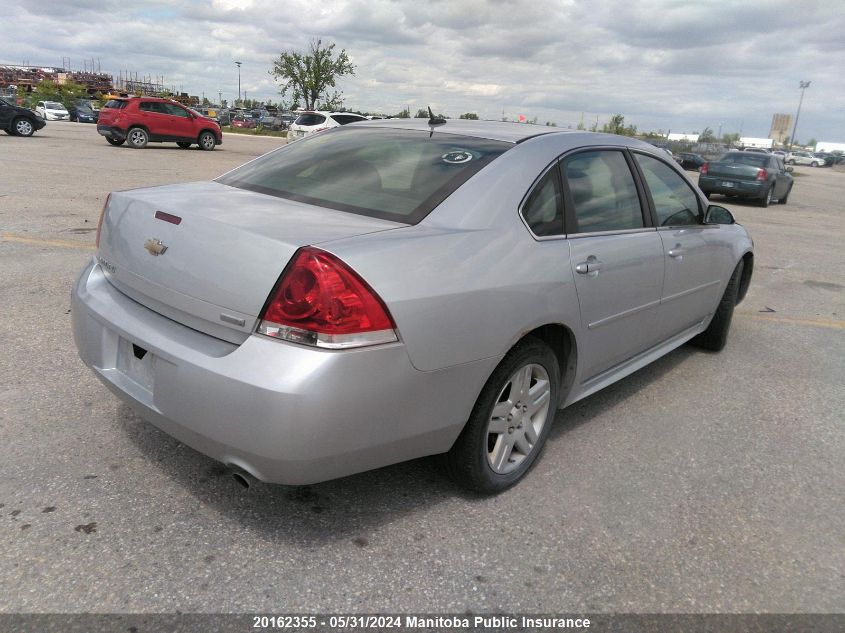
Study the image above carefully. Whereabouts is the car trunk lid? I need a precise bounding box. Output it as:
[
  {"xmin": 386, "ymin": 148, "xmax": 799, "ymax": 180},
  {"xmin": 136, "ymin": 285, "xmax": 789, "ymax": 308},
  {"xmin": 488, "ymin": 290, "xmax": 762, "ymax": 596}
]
[{"xmin": 96, "ymin": 181, "xmax": 404, "ymax": 344}]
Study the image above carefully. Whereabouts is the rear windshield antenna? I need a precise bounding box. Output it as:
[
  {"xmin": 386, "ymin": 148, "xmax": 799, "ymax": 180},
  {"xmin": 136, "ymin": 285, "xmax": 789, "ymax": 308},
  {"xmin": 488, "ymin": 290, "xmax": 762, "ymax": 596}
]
[{"xmin": 428, "ymin": 106, "xmax": 446, "ymax": 126}]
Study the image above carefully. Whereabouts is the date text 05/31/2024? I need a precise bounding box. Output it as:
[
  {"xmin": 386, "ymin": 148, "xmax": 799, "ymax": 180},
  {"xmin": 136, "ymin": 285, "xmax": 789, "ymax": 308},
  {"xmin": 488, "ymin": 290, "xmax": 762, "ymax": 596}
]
[{"xmin": 252, "ymin": 615, "xmax": 592, "ymax": 629}]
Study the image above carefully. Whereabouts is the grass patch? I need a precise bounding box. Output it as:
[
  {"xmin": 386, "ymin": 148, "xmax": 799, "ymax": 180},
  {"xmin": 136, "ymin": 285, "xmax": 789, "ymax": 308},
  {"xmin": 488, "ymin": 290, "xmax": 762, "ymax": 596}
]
[{"xmin": 222, "ymin": 126, "xmax": 287, "ymax": 138}]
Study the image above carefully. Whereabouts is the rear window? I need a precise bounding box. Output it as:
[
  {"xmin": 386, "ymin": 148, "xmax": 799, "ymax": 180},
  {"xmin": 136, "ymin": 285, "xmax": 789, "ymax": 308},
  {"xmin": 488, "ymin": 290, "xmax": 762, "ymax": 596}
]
[
  {"xmin": 104, "ymin": 99, "xmax": 128, "ymax": 109},
  {"xmin": 718, "ymin": 153, "xmax": 767, "ymax": 167},
  {"xmin": 294, "ymin": 114, "xmax": 326, "ymax": 126},
  {"xmin": 330, "ymin": 114, "xmax": 365, "ymax": 125},
  {"xmin": 217, "ymin": 127, "xmax": 510, "ymax": 224}
]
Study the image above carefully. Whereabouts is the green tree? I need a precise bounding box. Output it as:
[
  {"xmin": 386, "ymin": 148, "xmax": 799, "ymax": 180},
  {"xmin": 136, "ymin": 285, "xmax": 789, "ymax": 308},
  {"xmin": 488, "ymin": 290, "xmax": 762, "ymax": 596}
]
[
  {"xmin": 699, "ymin": 126, "xmax": 716, "ymax": 142},
  {"xmin": 602, "ymin": 114, "xmax": 626, "ymax": 135},
  {"xmin": 29, "ymin": 79, "xmax": 88, "ymax": 108},
  {"xmin": 270, "ymin": 39, "xmax": 355, "ymax": 111},
  {"xmin": 722, "ymin": 132, "xmax": 740, "ymax": 146},
  {"xmin": 395, "ymin": 107, "xmax": 411, "ymax": 118},
  {"xmin": 414, "ymin": 108, "xmax": 429, "ymax": 118},
  {"xmin": 459, "ymin": 112, "xmax": 479, "ymax": 120},
  {"xmin": 807, "ymin": 137, "xmax": 817, "ymax": 149}
]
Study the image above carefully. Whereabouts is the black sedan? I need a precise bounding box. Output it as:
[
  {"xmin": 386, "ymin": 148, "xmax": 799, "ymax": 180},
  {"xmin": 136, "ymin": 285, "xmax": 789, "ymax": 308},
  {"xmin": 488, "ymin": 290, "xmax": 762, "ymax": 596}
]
[
  {"xmin": 69, "ymin": 103, "xmax": 98, "ymax": 123},
  {"xmin": 0, "ymin": 97, "xmax": 46, "ymax": 136},
  {"xmin": 677, "ymin": 152, "xmax": 706, "ymax": 171}
]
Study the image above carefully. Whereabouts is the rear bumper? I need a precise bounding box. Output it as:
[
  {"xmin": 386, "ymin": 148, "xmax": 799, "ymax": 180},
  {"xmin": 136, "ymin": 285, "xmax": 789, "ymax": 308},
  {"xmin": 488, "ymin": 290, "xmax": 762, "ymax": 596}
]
[
  {"xmin": 72, "ymin": 259, "xmax": 490, "ymax": 485},
  {"xmin": 699, "ymin": 176, "xmax": 767, "ymax": 198},
  {"xmin": 97, "ymin": 125, "xmax": 125, "ymax": 141}
]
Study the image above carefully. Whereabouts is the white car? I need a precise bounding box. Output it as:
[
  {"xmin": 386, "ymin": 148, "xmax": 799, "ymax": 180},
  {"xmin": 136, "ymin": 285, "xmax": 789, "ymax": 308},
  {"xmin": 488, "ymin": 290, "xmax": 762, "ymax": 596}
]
[
  {"xmin": 786, "ymin": 151, "xmax": 822, "ymax": 167},
  {"xmin": 35, "ymin": 101, "xmax": 69, "ymax": 121},
  {"xmin": 286, "ymin": 111, "xmax": 366, "ymax": 142}
]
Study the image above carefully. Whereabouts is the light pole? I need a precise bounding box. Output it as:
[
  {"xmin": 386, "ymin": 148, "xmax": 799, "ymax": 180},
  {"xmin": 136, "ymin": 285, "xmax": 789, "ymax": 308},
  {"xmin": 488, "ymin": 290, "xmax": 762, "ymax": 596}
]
[
  {"xmin": 789, "ymin": 80, "xmax": 810, "ymax": 150},
  {"xmin": 234, "ymin": 61, "xmax": 242, "ymax": 106}
]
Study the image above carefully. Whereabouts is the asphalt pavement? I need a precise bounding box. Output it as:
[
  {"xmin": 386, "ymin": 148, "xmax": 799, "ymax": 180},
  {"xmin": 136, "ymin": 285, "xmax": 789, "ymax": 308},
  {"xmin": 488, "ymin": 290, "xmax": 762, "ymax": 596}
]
[{"xmin": 1, "ymin": 123, "xmax": 843, "ymax": 614}]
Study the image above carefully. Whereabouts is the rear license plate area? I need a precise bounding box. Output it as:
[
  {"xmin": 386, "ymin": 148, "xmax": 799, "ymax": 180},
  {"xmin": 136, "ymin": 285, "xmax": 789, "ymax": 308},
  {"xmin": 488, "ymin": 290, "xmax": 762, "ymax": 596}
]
[
  {"xmin": 116, "ymin": 338, "xmax": 155, "ymax": 391},
  {"xmin": 721, "ymin": 181, "xmax": 735, "ymax": 188}
]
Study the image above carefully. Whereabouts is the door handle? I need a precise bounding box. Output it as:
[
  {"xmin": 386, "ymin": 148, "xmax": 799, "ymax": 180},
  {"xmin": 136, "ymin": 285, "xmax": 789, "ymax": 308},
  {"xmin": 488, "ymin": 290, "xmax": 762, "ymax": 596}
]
[
  {"xmin": 668, "ymin": 244, "xmax": 684, "ymax": 259},
  {"xmin": 575, "ymin": 258, "xmax": 603, "ymax": 275}
]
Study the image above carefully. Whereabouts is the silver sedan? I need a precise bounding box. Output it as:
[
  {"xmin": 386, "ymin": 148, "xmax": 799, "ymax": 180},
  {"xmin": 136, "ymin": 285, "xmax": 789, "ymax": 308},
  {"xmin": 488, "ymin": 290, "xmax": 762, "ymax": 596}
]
[{"xmin": 72, "ymin": 119, "xmax": 753, "ymax": 493}]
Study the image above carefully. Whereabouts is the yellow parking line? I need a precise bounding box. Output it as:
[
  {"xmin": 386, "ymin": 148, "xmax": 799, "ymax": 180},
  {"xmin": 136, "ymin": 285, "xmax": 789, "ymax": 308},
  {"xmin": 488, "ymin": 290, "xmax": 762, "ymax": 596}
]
[
  {"xmin": 737, "ymin": 312, "xmax": 845, "ymax": 330},
  {"xmin": 1, "ymin": 232, "xmax": 94, "ymax": 251}
]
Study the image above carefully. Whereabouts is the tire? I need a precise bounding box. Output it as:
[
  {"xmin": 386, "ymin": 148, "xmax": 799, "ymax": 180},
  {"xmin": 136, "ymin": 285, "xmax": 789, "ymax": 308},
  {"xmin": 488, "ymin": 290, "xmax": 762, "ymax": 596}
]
[
  {"xmin": 198, "ymin": 131, "xmax": 216, "ymax": 151},
  {"xmin": 105, "ymin": 137, "xmax": 125, "ymax": 146},
  {"xmin": 690, "ymin": 260, "xmax": 744, "ymax": 352},
  {"xmin": 176, "ymin": 141, "xmax": 192, "ymax": 149},
  {"xmin": 12, "ymin": 117, "xmax": 34, "ymax": 137},
  {"xmin": 127, "ymin": 127, "xmax": 148, "ymax": 149},
  {"xmin": 447, "ymin": 337, "xmax": 560, "ymax": 494},
  {"xmin": 787, "ymin": 159, "xmax": 796, "ymax": 165},
  {"xmin": 759, "ymin": 186, "xmax": 772, "ymax": 207},
  {"xmin": 778, "ymin": 184, "xmax": 792, "ymax": 204},
  {"xmin": 810, "ymin": 161, "xmax": 819, "ymax": 167}
]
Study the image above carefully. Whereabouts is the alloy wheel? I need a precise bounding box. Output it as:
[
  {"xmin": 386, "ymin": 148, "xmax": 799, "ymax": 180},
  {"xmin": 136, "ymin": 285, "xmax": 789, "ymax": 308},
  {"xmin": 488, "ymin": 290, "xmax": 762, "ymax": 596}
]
[
  {"xmin": 486, "ymin": 363, "xmax": 552, "ymax": 474},
  {"xmin": 15, "ymin": 119, "xmax": 33, "ymax": 136}
]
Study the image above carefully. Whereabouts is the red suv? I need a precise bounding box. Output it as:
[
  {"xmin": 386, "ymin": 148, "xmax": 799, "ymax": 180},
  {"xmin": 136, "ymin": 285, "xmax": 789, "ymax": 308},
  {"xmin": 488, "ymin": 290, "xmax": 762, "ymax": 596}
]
[{"xmin": 97, "ymin": 97, "xmax": 222, "ymax": 150}]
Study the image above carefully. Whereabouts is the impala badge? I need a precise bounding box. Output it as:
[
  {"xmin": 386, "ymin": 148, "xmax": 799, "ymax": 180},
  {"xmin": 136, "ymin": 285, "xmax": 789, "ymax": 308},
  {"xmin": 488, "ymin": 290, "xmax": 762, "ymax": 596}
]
[{"xmin": 144, "ymin": 238, "xmax": 168, "ymax": 256}]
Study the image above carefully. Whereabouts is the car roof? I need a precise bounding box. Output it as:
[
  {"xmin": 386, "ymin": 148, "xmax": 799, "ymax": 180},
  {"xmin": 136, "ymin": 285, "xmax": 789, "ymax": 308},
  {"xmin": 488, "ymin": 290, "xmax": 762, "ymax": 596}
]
[{"xmin": 354, "ymin": 118, "xmax": 581, "ymax": 143}]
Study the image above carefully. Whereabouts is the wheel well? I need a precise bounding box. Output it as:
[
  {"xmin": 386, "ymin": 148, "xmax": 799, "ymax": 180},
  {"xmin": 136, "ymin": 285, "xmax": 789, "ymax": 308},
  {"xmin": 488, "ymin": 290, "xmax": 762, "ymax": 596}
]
[
  {"xmin": 198, "ymin": 128, "xmax": 217, "ymax": 140},
  {"xmin": 522, "ymin": 324, "xmax": 577, "ymax": 407},
  {"xmin": 737, "ymin": 252, "xmax": 753, "ymax": 304},
  {"xmin": 127, "ymin": 124, "xmax": 149, "ymax": 134}
]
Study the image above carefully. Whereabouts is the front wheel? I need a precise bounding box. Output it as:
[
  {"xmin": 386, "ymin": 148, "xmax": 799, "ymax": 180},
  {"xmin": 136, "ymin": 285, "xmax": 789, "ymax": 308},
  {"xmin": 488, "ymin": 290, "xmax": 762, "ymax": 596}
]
[
  {"xmin": 105, "ymin": 137, "xmax": 125, "ymax": 146},
  {"xmin": 198, "ymin": 131, "xmax": 216, "ymax": 151},
  {"xmin": 127, "ymin": 127, "xmax": 148, "ymax": 149},
  {"xmin": 690, "ymin": 259, "xmax": 744, "ymax": 352},
  {"xmin": 13, "ymin": 118, "xmax": 34, "ymax": 137},
  {"xmin": 447, "ymin": 337, "xmax": 560, "ymax": 494},
  {"xmin": 810, "ymin": 161, "xmax": 819, "ymax": 167}
]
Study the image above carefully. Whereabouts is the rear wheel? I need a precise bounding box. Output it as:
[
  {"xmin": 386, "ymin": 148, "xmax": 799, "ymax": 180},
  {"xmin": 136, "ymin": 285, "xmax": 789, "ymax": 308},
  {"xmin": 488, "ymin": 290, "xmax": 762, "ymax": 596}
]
[
  {"xmin": 810, "ymin": 161, "xmax": 819, "ymax": 167},
  {"xmin": 13, "ymin": 118, "xmax": 34, "ymax": 137},
  {"xmin": 759, "ymin": 186, "xmax": 772, "ymax": 207},
  {"xmin": 198, "ymin": 131, "xmax": 216, "ymax": 151},
  {"xmin": 447, "ymin": 337, "xmax": 559, "ymax": 494},
  {"xmin": 105, "ymin": 137, "xmax": 125, "ymax": 146},
  {"xmin": 690, "ymin": 260, "xmax": 744, "ymax": 352},
  {"xmin": 176, "ymin": 141, "xmax": 192, "ymax": 149},
  {"xmin": 127, "ymin": 127, "xmax": 148, "ymax": 149}
]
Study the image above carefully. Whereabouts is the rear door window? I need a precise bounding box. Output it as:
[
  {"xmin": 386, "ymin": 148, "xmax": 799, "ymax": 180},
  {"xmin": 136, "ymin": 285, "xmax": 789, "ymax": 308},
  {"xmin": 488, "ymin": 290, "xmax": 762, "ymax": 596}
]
[
  {"xmin": 563, "ymin": 150, "xmax": 645, "ymax": 233},
  {"xmin": 521, "ymin": 168, "xmax": 563, "ymax": 237},
  {"xmin": 104, "ymin": 100, "xmax": 127, "ymax": 109}
]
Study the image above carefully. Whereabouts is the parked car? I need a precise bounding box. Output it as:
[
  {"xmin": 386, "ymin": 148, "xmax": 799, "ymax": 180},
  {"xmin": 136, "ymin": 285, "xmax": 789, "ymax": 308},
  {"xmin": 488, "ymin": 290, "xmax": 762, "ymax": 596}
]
[
  {"xmin": 68, "ymin": 102, "xmax": 97, "ymax": 123},
  {"xmin": 258, "ymin": 111, "xmax": 285, "ymax": 130},
  {"xmin": 35, "ymin": 100, "xmax": 69, "ymax": 121},
  {"xmin": 286, "ymin": 111, "xmax": 366, "ymax": 141},
  {"xmin": 811, "ymin": 152, "xmax": 836, "ymax": 167},
  {"xmin": 96, "ymin": 97, "xmax": 222, "ymax": 150},
  {"xmin": 230, "ymin": 114, "xmax": 256, "ymax": 129},
  {"xmin": 699, "ymin": 151, "xmax": 793, "ymax": 206},
  {"xmin": 676, "ymin": 152, "xmax": 706, "ymax": 171},
  {"xmin": 0, "ymin": 96, "xmax": 46, "ymax": 136},
  {"xmin": 786, "ymin": 151, "xmax": 823, "ymax": 167},
  {"xmin": 73, "ymin": 121, "xmax": 753, "ymax": 493}
]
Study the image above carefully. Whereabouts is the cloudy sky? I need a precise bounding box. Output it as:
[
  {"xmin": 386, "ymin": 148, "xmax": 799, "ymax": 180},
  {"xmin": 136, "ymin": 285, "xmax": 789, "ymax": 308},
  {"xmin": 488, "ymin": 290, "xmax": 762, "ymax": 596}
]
[{"xmin": 3, "ymin": 0, "xmax": 844, "ymax": 140}]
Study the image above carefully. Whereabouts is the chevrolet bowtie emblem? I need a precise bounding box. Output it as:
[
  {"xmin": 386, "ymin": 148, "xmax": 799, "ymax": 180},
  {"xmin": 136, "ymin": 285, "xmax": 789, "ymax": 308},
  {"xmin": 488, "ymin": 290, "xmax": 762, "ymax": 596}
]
[{"xmin": 144, "ymin": 238, "xmax": 168, "ymax": 256}]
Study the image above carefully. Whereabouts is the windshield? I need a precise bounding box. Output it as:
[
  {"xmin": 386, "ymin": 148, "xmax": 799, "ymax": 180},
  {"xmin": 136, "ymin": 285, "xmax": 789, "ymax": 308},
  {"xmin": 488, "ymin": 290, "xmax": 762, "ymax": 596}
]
[
  {"xmin": 45, "ymin": 102, "xmax": 66, "ymax": 110},
  {"xmin": 217, "ymin": 127, "xmax": 511, "ymax": 224}
]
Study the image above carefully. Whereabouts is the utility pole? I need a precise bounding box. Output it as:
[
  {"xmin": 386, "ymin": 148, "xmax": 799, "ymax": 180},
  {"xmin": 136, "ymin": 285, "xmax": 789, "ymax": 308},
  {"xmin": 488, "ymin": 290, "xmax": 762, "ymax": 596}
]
[
  {"xmin": 789, "ymin": 80, "xmax": 810, "ymax": 150},
  {"xmin": 234, "ymin": 61, "xmax": 242, "ymax": 105}
]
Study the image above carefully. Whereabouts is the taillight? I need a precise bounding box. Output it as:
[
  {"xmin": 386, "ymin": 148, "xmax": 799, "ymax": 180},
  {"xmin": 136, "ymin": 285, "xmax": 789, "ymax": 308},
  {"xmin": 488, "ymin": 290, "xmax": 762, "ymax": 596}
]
[
  {"xmin": 700, "ymin": 162, "xmax": 709, "ymax": 175},
  {"xmin": 95, "ymin": 193, "xmax": 111, "ymax": 248},
  {"xmin": 756, "ymin": 168, "xmax": 768, "ymax": 181},
  {"xmin": 257, "ymin": 247, "xmax": 397, "ymax": 349}
]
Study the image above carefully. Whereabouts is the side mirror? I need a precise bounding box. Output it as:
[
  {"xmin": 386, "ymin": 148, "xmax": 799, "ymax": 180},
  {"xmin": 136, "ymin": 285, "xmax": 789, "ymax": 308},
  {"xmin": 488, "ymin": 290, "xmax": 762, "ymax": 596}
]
[
  {"xmin": 786, "ymin": 166, "xmax": 794, "ymax": 173},
  {"xmin": 704, "ymin": 205, "xmax": 735, "ymax": 225}
]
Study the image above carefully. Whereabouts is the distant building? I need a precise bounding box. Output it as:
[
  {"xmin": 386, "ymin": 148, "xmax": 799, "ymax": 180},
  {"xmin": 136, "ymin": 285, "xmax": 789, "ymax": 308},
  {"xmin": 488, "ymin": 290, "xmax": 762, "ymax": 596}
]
[
  {"xmin": 667, "ymin": 133, "xmax": 700, "ymax": 142},
  {"xmin": 769, "ymin": 113, "xmax": 792, "ymax": 144},
  {"xmin": 816, "ymin": 141, "xmax": 845, "ymax": 153},
  {"xmin": 740, "ymin": 137, "xmax": 774, "ymax": 149}
]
